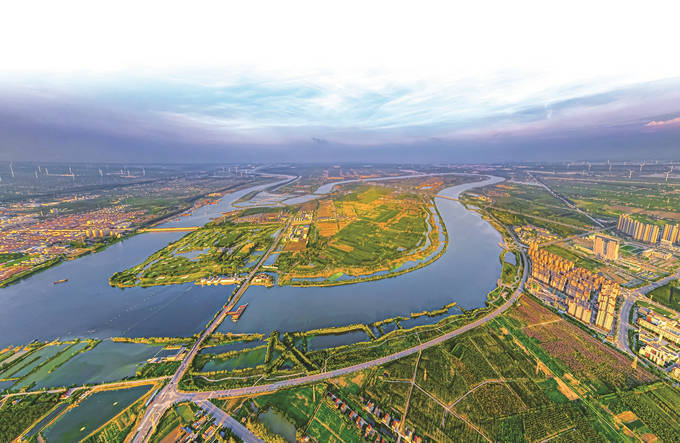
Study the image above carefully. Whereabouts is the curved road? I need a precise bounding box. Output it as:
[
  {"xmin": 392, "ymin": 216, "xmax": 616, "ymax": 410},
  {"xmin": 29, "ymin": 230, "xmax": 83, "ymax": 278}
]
[
  {"xmin": 615, "ymin": 268, "xmax": 680, "ymax": 355},
  {"xmin": 133, "ymin": 175, "xmax": 528, "ymax": 442}
]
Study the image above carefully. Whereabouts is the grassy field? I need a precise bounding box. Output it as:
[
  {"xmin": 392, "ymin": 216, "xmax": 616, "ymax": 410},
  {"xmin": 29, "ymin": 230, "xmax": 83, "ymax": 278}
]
[
  {"xmin": 149, "ymin": 402, "xmax": 199, "ymax": 443},
  {"xmin": 541, "ymin": 177, "xmax": 680, "ymax": 220},
  {"xmin": 110, "ymin": 220, "xmax": 281, "ymax": 287},
  {"xmin": 276, "ymin": 183, "xmax": 442, "ymax": 284},
  {"xmin": 648, "ymin": 280, "xmax": 680, "ymax": 312},
  {"xmin": 252, "ymin": 384, "xmax": 326, "ymax": 429},
  {"xmin": 244, "ymin": 293, "xmax": 666, "ymax": 442},
  {"xmin": 543, "ymin": 244, "xmax": 603, "ymax": 271}
]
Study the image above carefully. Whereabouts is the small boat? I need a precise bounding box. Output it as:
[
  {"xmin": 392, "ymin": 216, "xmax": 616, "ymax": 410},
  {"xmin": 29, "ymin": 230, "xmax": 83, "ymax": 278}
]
[{"xmin": 53, "ymin": 279, "xmax": 68, "ymax": 284}]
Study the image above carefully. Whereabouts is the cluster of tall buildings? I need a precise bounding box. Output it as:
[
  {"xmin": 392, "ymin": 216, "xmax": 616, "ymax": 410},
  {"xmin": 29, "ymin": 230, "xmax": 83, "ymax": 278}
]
[
  {"xmin": 528, "ymin": 243, "xmax": 619, "ymax": 332},
  {"xmin": 593, "ymin": 234, "xmax": 619, "ymax": 260},
  {"xmin": 617, "ymin": 214, "xmax": 680, "ymax": 246}
]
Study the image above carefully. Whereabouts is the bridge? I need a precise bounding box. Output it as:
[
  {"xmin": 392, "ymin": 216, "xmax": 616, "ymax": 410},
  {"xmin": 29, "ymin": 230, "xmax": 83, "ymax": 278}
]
[
  {"xmin": 436, "ymin": 195, "xmax": 459, "ymax": 201},
  {"xmin": 139, "ymin": 226, "xmax": 199, "ymax": 233}
]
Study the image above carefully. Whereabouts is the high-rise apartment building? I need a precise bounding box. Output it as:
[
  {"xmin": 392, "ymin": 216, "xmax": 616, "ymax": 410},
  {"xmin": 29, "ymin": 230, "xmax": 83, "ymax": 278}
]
[
  {"xmin": 617, "ymin": 214, "xmax": 666, "ymax": 244},
  {"xmin": 593, "ymin": 235, "xmax": 619, "ymax": 260},
  {"xmin": 661, "ymin": 223, "xmax": 680, "ymax": 246}
]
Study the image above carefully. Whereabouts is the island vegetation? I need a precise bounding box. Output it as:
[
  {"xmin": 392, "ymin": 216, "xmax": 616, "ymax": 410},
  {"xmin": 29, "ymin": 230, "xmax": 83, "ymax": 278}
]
[{"xmin": 110, "ymin": 178, "xmax": 456, "ymax": 289}]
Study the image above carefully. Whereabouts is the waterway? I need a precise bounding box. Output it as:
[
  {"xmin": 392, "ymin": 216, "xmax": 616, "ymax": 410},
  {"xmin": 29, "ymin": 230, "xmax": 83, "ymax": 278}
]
[
  {"xmin": 0, "ymin": 178, "xmax": 289, "ymax": 348},
  {"xmin": 216, "ymin": 175, "xmax": 504, "ymax": 335},
  {"xmin": 0, "ymin": 174, "xmax": 503, "ymax": 348}
]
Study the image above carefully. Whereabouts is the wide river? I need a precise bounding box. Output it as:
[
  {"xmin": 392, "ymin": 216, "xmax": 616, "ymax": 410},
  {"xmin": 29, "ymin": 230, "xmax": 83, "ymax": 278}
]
[{"xmin": 0, "ymin": 175, "xmax": 503, "ymax": 347}]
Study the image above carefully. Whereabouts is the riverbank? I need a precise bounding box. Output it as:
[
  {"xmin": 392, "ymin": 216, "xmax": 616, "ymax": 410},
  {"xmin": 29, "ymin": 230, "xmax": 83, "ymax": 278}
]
[
  {"xmin": 0, "ymin": 180, "xmax": 266, "ymax": 290},
  {"xmin": 282, "ymin": 201, "xmax": 448, "ymax": 288}
]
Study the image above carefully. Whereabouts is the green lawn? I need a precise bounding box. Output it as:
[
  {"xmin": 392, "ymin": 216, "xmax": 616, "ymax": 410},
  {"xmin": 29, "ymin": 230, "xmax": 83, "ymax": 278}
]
[{"xmin": 648, "ymin": 280, "xmax": 680, "ymax": 312}]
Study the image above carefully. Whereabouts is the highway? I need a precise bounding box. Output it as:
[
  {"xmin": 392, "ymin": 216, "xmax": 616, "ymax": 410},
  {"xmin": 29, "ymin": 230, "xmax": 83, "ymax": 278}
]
[
  {"xmin": 487, "ymin": 206, "xmax": 592, "ymax": 231},
  {"xmin": 133, "ymin": 176, "xmax": 529, "ymax": 442},
  {"xmin": 186, "ymin": 277, "xmax": 524, "ymax": 400},
  {"xmin": 132, "ymin": 232, "xmax": 528, "ymax": 441},
  {"xmin": 133, "ymin": 220, "xmax": 290, "ymax": 442},
  {"xmin": 528, "ymin": 172, "xmax": 605, "ymax": 228}
]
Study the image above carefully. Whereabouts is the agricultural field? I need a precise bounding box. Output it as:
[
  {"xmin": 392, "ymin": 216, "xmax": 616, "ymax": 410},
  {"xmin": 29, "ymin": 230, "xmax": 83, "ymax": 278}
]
[
  {"xmin": 0, "ymin": 392, "xmax": 62, "ymax": 442},
  {"xmin": 276, "ymin": 182, "xmax": 444, "ymax": 284},
  {"xmin": 600, "ymin": 382, "xmax": 680, "ymax": 442},
  {"xmin": 110, "ymin": 220, "xmax": 281, "ymax": 287},
  {"xmin": 149, "ymin": 402, "xmax": 199, "ymax": 443},
  {"xmin": 540, "ymin": 176, "xmax": 680, "ymax": 220},
  {"xmin": 216, "ymin": 383, "xmax": 369, "ymax": 443},
  {"xmin": 306, "ymin": 400, "xmax": 364, "ymax": 442},
  {"xmin": 109, "ymin": 174, "xmax": 474, "ymax": 288},
  {"xmin": 471, "ymin": 182, "xmax": 595, "ymax": 238},
  {"xmin": 502, "ymin": 297, "xmax": 656, "ymax": 394},
  {"xmin": 237, "ymin": 293, "xmax": 674, "ymax": 442}
]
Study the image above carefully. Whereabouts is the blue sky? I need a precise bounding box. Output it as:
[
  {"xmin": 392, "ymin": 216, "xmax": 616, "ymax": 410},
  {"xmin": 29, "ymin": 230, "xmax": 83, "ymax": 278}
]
[{"xmin": 1, "ymin": 1, "xmax": 679, "ymax": 162}]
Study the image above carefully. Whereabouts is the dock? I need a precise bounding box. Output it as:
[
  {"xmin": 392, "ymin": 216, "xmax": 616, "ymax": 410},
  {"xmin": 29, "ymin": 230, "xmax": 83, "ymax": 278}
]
[{"xmin": 224, "ymin": 304, "xmax": 248, "ymax": 322}]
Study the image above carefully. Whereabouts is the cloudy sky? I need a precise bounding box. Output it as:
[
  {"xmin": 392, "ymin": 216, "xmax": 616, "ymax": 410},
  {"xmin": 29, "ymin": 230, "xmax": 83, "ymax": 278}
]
[{"xmin": 1, "ymin": 1, "xmax": 679, "ymax": 163}]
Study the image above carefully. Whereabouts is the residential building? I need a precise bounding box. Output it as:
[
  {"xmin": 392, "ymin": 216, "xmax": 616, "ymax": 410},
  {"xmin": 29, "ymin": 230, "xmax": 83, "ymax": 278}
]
[{"xmin": 593, "ymin": 234, "xmax": 619, "ymax": 260}]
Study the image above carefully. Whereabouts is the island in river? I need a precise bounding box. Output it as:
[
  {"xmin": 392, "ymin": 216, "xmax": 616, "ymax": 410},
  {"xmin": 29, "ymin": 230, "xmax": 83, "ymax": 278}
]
[{"xmin": 109, "ymin": 175, "xmax": 471, "ymax": 289}]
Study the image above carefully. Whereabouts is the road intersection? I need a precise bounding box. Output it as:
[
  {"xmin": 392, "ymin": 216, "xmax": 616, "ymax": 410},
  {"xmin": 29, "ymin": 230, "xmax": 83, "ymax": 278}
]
[{"xmin": 133, "ymin": 196, "xmax": 530, "ymax": 442}]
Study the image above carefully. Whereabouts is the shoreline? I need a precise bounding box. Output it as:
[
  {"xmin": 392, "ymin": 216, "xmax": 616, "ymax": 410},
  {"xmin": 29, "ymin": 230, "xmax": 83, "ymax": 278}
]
[
  {"xmin": 281, "ymin": 200, "xmax": 449, "ymax": 288},
  {"xmin": 0, "ymin": 180, "xmax": 266, "ymax": 290}
]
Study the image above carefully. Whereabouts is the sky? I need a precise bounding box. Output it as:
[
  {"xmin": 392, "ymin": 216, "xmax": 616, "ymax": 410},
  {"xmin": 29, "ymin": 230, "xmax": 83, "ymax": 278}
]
[{"xmin": 1, "ymin": 1, "xmax": 680, "ymax": 163}]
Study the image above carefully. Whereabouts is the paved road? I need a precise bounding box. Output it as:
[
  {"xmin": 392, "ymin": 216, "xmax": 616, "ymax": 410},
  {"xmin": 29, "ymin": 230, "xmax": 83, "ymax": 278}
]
[
  {"xmin": 186, "ymin": 245, "xmax": 528, "ymax": 401},
  {"xmin": 195, "ymin": 399, "xmax": 264, "ymax": 443},
  {"xmin": 528, "ymin": 172, "xmax": 605, "ymax": 228},
  {"xmin": 0, "ymin": 376, "xmax": 170, "ymax": 400},
  {"xmin": 133, "ymin": 175, "xmax": 528, "ymax": 442},
  {"xmin": 635, "ymin": 269, "xmax": 680, "ymax": 298},
  {"xmin": 488, "ymin": 206, "xmax": 591, "ymax": 231},
  {"xmin": 616, "ymin": 293, "xmax": 635, "ymax": 355},
  {"xmin": 133, "ymin": 222, "xmax": 290, "ymax": 442},
  {"xmin": 614, "ymin": 269, "xmax": 680, "ymax": 356}
]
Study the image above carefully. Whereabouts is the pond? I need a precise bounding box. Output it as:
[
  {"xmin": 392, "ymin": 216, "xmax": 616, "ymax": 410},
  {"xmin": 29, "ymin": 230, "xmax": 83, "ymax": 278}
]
[
  {"xmin": 42, "ymin": 385, "xmax": 152, "ymax": 442},
  {"xmin": 259, "ymin": 408, "xmax": 297, "ymax": 442}
]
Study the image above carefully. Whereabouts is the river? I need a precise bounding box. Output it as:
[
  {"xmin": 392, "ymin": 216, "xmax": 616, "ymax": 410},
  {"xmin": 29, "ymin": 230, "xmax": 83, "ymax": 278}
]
[{"xmin": 0, "ymin": 174, "xmax": 503, "ymax": 348}]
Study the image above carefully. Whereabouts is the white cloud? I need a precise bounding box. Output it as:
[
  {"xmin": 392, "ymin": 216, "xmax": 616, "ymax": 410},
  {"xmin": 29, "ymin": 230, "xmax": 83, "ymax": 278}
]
[
  {"xmin": 1, "ymin": 0, "xmax": 680, "ymax": 147},
  {"xmin": 2, "ymin": 1, "xmax": 679, "ymax": 85}
]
